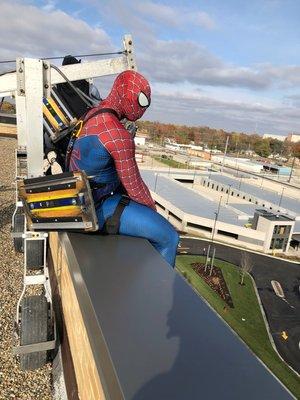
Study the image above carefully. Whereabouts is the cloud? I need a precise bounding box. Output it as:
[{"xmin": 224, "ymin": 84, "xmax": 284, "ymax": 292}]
[
  {"xmin": 134, "ymin": 1, "xmax": 216, "ymax": 30},
  {"xmin": 138, "ymin": 40, "xmax": 271, "ymax": 90},
  {"xmin": 91, "ymin": 0, "xmax": 299, "ymax": 91},
  {"xmin": 145, "ymin": 89, "xmax": 300, "ymax": 134},
  {"xmin": 0, "ymin": 0, "xmax": 112, "ymax": 62}
]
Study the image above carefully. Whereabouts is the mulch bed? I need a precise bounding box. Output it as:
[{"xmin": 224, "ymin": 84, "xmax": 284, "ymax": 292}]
[{"xmin": 191, "ymin": 262, "xmax": 234, "ymax": 308}]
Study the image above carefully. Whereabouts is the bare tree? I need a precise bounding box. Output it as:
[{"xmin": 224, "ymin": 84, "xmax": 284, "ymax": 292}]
[{"xmin": 240, "ymin": 252, "xmax": 253, "ymax": 285}]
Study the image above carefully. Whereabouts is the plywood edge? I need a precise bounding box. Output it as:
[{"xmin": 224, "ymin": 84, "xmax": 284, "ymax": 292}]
[{"xmin": 49, "ymin": 232, "xmax": 106, "ymax": 400}]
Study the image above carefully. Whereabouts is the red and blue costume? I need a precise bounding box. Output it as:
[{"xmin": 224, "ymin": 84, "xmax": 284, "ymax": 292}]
[{"xmin": 69, "ymin": 70, "xmax": 179, "ymax": 267}]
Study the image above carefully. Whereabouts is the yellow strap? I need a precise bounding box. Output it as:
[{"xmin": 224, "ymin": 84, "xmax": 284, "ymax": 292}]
[
  {"xmin": 31, "ymin": 205, "xmax": 80, "ymax": 214},
  {"xmin": 74, "ymin": 120, "xmax": 83, "ymax": 137},
  {"xmin": 43, "ymin": 104, "xmax": 60, "ymax": 130},
  {"xmin": 47, "ymin": 98, "xmax": 69, "ymax": 125}
]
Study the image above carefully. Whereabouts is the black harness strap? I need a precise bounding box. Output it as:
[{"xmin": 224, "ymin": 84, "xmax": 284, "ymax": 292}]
[
  {"xmin": 83, "ymin": 107, "xmax": 119, "ymax": 122},
  {"xmin": 103, "ymin": 195, "xmax": 130, "ymax": 235}
]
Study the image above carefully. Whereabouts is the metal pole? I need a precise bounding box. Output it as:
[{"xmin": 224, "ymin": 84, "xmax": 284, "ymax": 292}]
[
  {"xmin": 205, "ymin": 244, "xmax": 211, "ymax": 273},
  {"xmin": 278, "ymin": 187, "xmax": 285, "ymax": 208},
  {"xmin": 221, "ymin": 135, "xmax": 229, "ymax": 174},
  {"xmin": 226, "ymin": 185, "xmax": 231, "ymax": 205},
  {"xmin": 209, "ymin": 247, "xmax": 216, "ymax": 276},
  {"xmin": 288, "ymin": 156, "xmax": 296, "ymax": 183},
  {"xmin": 238, "ymin": 174, "xmax": 243, "ymax": 191},
  {"xmin": 192, "ymin": 167, "xmax": 197, "ymax": 188},
  {"xmin": 211, "ymin": 196, "xmax": 222, "ymax": 243},
  {"xmin": 154, "ymin": 173, "xmax": 159, "ymax": 192}
]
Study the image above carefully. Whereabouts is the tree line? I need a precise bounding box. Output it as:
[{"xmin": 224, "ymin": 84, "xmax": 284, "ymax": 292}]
[{"xmin": 137, "ymin": 120, "xmax": 300, "ymax": 159}]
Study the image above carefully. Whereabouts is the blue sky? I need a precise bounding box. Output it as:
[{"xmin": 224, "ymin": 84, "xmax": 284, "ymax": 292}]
[{"xmin": 1, "ymin": 0, "xmax": 300, "ymax": 135}]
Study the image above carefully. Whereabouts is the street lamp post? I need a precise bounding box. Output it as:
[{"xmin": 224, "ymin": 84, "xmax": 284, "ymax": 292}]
[
  {"xmin": 209, "ymin": 247, "xmax": 216, "ymax": 276},
  {"xmin": 226, "ymin": 185, "xmax": 232, "ymax": 205},
  {"xmin": 238, "ymin": 174, "xmax": 243, "ymax": 191},
  {"xmin": 221, "ymin": 135, "xmax": 230, "ymax": 174},
  {"xmin": 205, "ymin": 244, "xmax": 211, "ymax": 273},
  {"xmin": 278, "ymin": 187, "xmax": 285, "ymax": 208},
  {"xmin": 192, "ymin": 167, "xmax": 197, "ymax": 188},
  {"xmin": 154, "ymin": 173, "xmax": 159, "ymax": 192},
  {"xmin": 288, "ymin": 156, "xmax": 296, "ymax": 183},
  {"xmin": 211, "ymin": 196, "xmax": 222, "ymax": 243}
]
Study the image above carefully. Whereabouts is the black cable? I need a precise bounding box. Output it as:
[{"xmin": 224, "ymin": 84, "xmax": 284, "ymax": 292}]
[
  {"xmin": 0, "ymin": 69, "xmax": 16, "ymax": 76},
  {"xmin": 50, "ymin": 64, "xmax": 94, "ymax": 108},
  {"xmin": 0, "ymin": 50, "xmax": 126, "ymax": 65}
]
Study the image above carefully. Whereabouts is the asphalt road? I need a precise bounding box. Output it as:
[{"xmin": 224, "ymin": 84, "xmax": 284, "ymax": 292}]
[{"xmin": 179, "ymin": 237, "xmax": 300, "ymax": 374}]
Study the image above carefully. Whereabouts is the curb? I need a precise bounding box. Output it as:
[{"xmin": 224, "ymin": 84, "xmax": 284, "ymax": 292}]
[
  {"xmin": 182, "ymin": 235, "xmax": 300, "ymax": 265},
  {"xmin": 249, "ymin": 273, "xmax": 300, "ymax": 381}
]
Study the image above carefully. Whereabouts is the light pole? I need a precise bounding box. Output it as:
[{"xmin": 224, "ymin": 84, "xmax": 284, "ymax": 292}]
[
  {"xmin": 226, "ymin": 184, "xmax": 232, "ymax": 205},
  {"xmin": 221, "ymin": 135, "xmax": 230, "ymax": 174},
  {"xmin": 209, "ymin": 247, "xmax": 216, "ymax": 276},
  {"xmin": 154, "ymin": 173, "xmax": 159, "ymax": 192},
  {"xmin": 192, "ymin": 167, "xmax": 197, "ymax": 188},
  {"xmin": 211, "ymin": 196, "xmax": 222, "ymax": 244},
  {"xmin": 278, "ymin": 187, "xmax": 285, "ymax": 208},
  {"xmin": 205, "ymin": 244, "xmax": 211, "ymax": 273},
  {"xmin": 238, "ymin": 174, "xmax": 243, "ymax": 191},
  {"xmin": 288, "ymin": 156, "xmax": 296, "ymax": 183}
]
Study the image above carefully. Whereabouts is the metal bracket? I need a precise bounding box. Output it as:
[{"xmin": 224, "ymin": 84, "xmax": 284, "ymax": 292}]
[
  {"xmin": 123, "ymin": 34, "xmax": 137, "ymax": 71},
  {"xmin": 43, "ymin": 61, "xmax": 51, "ymax": 98},
  {"xmin": 16, "ymin": 58, "xmax": 25, "ymax": 96},
  {"xmin": 13, "ymin": 339, "xmax": 56, "ymax": 355}
]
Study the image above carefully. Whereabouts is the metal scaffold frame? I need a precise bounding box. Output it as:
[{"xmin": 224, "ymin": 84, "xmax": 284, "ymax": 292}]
[{"xmin": 0, "ymin": 34, "xmax": 136, "ymax": 364}]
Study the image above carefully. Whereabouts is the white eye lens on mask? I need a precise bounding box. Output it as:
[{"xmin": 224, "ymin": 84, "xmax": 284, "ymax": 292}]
[{"xmin": 138, "ymin": 92, "xmax": 150, "ymax": 107}]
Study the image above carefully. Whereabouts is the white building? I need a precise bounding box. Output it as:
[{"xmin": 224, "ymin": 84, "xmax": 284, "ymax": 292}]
[
  {"xmin": 287, "ymin": 133, "xmax": 300, "ymax": 143},
  {"xmin": 212, "ymin": 155, "xmax": 263, "ymax": 174},
  {"xmin": 262, "ymin": 134, "xmax": 286, "ymax": 142},
  {"xmin": 134, "ymin": 136, "xmax": 146, "ymax": 146}
]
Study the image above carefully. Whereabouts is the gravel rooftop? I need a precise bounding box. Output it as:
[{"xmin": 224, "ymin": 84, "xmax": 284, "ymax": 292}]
[{"xmin": 0, "ymin": 138, "xmax": 52, "ymax": 399}]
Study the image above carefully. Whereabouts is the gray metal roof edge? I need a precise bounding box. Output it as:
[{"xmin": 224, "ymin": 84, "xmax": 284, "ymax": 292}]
[{"xmin": 58, "ymin": 232, "xmax": 125, "ymax": 400}]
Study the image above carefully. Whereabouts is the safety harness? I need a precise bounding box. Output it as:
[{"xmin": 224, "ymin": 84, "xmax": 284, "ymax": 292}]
[{"xmin": 65, "ymin": 107, "xmax": 130, "ymax": 235}]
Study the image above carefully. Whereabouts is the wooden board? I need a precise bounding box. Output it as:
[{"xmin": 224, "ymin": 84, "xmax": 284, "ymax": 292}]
[
  {"xmin": 49, "ymin": 232, "xmax": 106, "ymax": 400},
  {"xmin": 0, "ymin": 123, "xmax": 17, "ymax": 138}
]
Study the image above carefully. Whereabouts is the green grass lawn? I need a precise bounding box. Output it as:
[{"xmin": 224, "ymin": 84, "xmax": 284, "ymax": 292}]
[
  {"xmin": 176, "ymin": 255, "xmax": 300, "ymax": 398},
  {"xmin": 153, "ymin": 156, "xmax": 188, "ymax": 169}
]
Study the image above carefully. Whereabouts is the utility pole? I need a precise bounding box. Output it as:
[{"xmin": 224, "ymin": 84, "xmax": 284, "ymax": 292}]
[
  {"xmin": 211, "ymin": 196, "xmax": 222, "ymax": 244},
  {"xmin": 238, "ymin": 174, "xmax": 243, "ymax": 191},
  {"xmin": 288, "ymin": 156, "xmax": 296, "ymax": 183},
  {"xmin": 226, "ymin": 185, "xmax": 232, "ymax": 205},
  {"xmin": 278, "ymin": 187, "xmax": 285, "ymax": 208},
  {"xmin": 205, "ymin": 244, "xmax": 211, "ymax": 273},
  {"xmin": 209, "ymin": 247, "xmax": 216, "ymax": 276},
  {"xmin": 154, "ymin": 173, "xmax": 159, "ymax": 192},
  {"xmin": 192, "ymin": 167, "xmax": 197, "ymax": 188},
  {"xmin": 221, "ymin": 135, "xmax": 230, "ymax": 174}
]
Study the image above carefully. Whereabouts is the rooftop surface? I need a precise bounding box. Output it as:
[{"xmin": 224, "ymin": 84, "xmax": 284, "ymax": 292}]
[
  {"xmin": 141, "ymin": 171, "xmax": 245, "ymax": 226},
  {"xmin": 62, "ymin": 232, "xmax": 294, "ymax": 400},
  {"xmin": 208, "ymin": 173, "xmax": 300, "ymax": 215}
]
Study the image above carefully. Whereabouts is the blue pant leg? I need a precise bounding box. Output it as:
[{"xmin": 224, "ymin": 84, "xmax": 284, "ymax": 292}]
[{"xmin": 96, "ymin": 195, "xmax": 179, "ymax": 267}]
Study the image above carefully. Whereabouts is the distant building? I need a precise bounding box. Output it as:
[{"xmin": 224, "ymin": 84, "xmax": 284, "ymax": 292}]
[
  {"xmin": 134, "ymin": 136, "xmax": 146, "ymax": 146},
  {"xmin": 262, "ymin": 134, "xmax": 286, "ymax": 142},
  {"xmin": 212, "ymin": 155, "xmax": 264, "ymax": 173},
  {"xmin": 188, "ymin": 147, "xmax": 211, "ymax": 160},
  {"xmin": 252, "ymin": 210, "xmax": 294, "ymax": 253},
  {"xmin": 286, "ymin": 133, "xmax": 300, "ymax": 143}
]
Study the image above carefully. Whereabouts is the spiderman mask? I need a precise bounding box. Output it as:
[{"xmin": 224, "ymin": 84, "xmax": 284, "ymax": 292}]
[{"xmin": 105, "ymin": 70, "xmax": 151, "ymax": 121}]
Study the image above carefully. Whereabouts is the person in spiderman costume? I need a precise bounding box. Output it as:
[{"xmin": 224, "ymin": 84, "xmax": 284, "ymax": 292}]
[{"xmin": 68, "ymin": 70, "xmax": 179, "ymax": 267}]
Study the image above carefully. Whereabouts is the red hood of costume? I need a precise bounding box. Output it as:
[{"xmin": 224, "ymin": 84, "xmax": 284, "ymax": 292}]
[{"xmin": 102, "ymin": 70, "xmax": 151, "ymax": 121}]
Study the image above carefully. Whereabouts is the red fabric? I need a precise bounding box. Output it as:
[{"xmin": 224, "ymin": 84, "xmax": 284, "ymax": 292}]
[{"xmin": 81, "ymin": 71, "xmax": 155, "ymax": 209}]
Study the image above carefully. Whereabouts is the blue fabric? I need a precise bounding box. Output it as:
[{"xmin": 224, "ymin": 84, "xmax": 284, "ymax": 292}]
[
  {"xmin": 96, "ymin": 194, "xmax": 179, "ymax": 268},
  {"xmin": 71, "ymin": 135, "xmax": 120, "ymax": 200}
]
